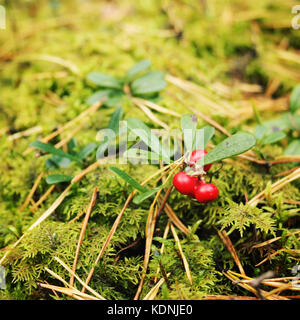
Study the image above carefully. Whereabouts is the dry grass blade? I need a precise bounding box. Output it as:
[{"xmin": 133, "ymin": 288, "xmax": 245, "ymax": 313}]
[
  {"xmin": 248, "ymin": 167, "xmax": 300, "ymax": 207},
  {"xmin": 54, "ymin": 257, "xmax": 105, "ymax": 300},
  {"xmin": 82, "ymin": 192, "xmax": 135, "ymax": 293},
  {"xmin": 202, "ymin": 295, "xmax": 258, "ymax": 300},
  {"xmin": 170, "ymin": 223, "xmax": 193, "ymax": 285},
  {"xmin": 134, "ymin": 100, "xmax": 170, "ymax": 130},
  {"xmin": 167, "ymin": 91, "xmax": 231, "ymax": 137},
  {"xmin": 166, "ymin": 75, "xmax": 236, "ymax": 116},
  {"xmin": 7, "ymin": 125, "xmax": 43, "ymax": 141},
  {"xmin": 273, "ymin": 166, "xmax": 300, "ymax": 178},
  {"xmin": 143, "ymin": 272, "xmax": 171, "ymax": 300},
  {"xmin": 54, "ymin": 119, "xmax": 88, "ymax": 150},
  {"xmin": 224, "ymin": 270, "xmax": 290, "ymax": 300},
  {"xmin": 30, "ymin": 185, "xmax": 56, "ymax": 212},
  {"xmin": 70, "ymin": 187, "xmax": 98, "ymax": 287},
  {"xmin": 24, "ymin": 54, "xmax": 80, "ymax": 74},
  {"xmin": 163, "ymin": 203, "xmax": 190, "ymax": 236},
  {"xmin": 39, "ymin": 282, "xmax": 99, "ymax": 300},
  {"xmin": 0, "ymin": 184, "xmax": 73, "ymax": 265},
  {"xmin": 131, "ymin": 97, "xmax": 181, "ymax": 118},
  {"xmin": 23, "ymin": 100, "xmax": 104, "ymax": 155},
  {"xmin": 252, "ymin": 230, "xmax": 300, "ymax": 249},
  {"xmin": 134, "ymin": 204, "xmax": 160, "ymax": 300},
  {"xmin": 20, "ymin": 172, "xmax": 44, "ymax": 212},
  {"xmin": 217, "ymin": 229, "xmax": 245, "ymax": 275},
  {"xmin": 81, "ymin": 163, "xmax": 177, "ymax": 292},
  {"xmin": 28, "ymin": 184, "xmax": 73, "ymax": 231},
  {"xmin": 154, "ymin": 221, "xmax": 170, "ymax": 283}
]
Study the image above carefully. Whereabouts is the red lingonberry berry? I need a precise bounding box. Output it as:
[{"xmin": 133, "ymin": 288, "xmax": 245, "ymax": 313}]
[
  {"xmin": 189, "ymin": 179, "xmax": 204, "ymax": 199},
  {"xmin": 189, "ymin": 149, "xmax": 212, "ymax": 172},
  {"xmin": 194, "ymin": 183, "xmax": 219, "ymax": 203},
  {"xmin": 172, "ymin": 172, "xmax": 196, "ymax": 195}
]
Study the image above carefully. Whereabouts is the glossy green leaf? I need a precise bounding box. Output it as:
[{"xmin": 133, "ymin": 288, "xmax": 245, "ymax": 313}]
[
  {"xmin": 78, "ymin": 143, "xmax": 97, "ymax": 160},
  {"xmin": 126, "ymin": 118, "xmax": 169, "ymax": 158},
  {"xmin": 181, "ymin": 114, "xmax": 197, "ymax": 152},
  {"xmin": 109, "ymin": 167, "xmax": 148, "ymax": 193},
  {"xmin": 201, "ymin": 132, "xmax": 256, "ymax": 165},
  {"xmin": 133, "ymin": 185, "xmax": 166, "ymax": 204},
  {"xmin": 46, "ymin": 156, "xmax": 72, "ymax": 169},
  {"xmin": 254, "ymin": 124, "xmax": 267, "ymax": 140},
  {"xmin": 96, "ymin": 107, "xmax": 123, "ymax": 160},
  {"xmin": 261, "ymin": 131, "xmax": 286, "ymax": 145},
  {"xmin": 130, "ymin": 71, "xmax": 166, "ymax": 95},
  {"xmin": 284, "ymin": 140, "xmax": 300, "ymax": 156},
  {"xmin": 46, "ymin": 174, "xmax": 73, "ymax": 185},
  {"xmin": 202, "ymin": 125, "xmax": 215, "ymax": 148},
  {"xmin": 87, "ymin": 72, "xmax": 123, "ymax": 89},
  {"xmin": 290, "ymin": 84, "xmax": 300, "ymax": 113},
  {"xmin": 125, "ymin": 59, "xmax": 151, "ymax": 82},
  {"xmin": 86, "ymin": 89, "xmax": 113, "ymax": 105}
]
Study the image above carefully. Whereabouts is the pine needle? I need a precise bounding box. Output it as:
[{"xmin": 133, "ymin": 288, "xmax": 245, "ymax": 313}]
[
  {"xmin": 70, "ymin": 187, "xmax": 98, "ymax": 287},
  {"xmin": 170, "ymin": 223, "xmax": 193, "ymax": 285}
]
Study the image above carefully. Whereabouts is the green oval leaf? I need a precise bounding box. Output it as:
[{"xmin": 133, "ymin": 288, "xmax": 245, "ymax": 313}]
[
  {"xmin": 290, "ymin": 84, "xmax": 300, "ymax": 113},
  {"xmin": 86, "ymin": 89, "xmax": 113, "ymax": 106},
  {"xmin": 46, "ymin": 174, "xmax": 73, "ymax": 185},
  {"xmin": 261, "ymin": 131, "xmax": 286, "ymax": 145},
  {"xmin": 126, "ymin": 118, "xmax": 169, "ymax": 158},
  {"xmin": 130, "ymin": 71, "xmax": 166, "ymax": 95},
  {"xmin": 284, "ymin": 140, "xmax": 300, "ymax": 156},
  {"xmin": 133, "ymin": 185, "xmax": 165, "ymax": 204},
  {"xmin": 87, "ymin": 72, "xmax": 123, "ymax": 90},
  {"xmin": 78, "ymin": 143, "xmax": 97, "ymax": 160},
  {"xmin": 181, "ymin": 114, "xmax": 197, "ymax": 152},
  {"xmin": 202, "ymin": 132, "xmax": 256, "ymax": 165},
  {"xmin": 125, "ymin": 59, "xmax": 151, "ymax": 82}
]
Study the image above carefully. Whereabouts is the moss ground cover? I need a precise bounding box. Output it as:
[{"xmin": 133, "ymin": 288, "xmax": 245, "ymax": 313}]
[{"xmin": 0, "ymin": 0, "xmax": 299, "ymax": 300}]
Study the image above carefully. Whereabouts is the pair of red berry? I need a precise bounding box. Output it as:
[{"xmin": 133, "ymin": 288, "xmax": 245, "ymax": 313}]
[{"xmin": 172, "ymin": 149, "xmax": 219, "ymax": 203}]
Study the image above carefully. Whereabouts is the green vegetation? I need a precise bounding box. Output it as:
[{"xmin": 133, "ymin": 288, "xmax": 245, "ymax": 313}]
[{"xmin": 0, "ymin": 0, "xmax": 299, "ymax": 300}]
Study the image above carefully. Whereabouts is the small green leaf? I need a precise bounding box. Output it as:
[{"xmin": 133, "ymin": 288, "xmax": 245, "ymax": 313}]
[
  {"xmin": 181, "ymin": 114, "xmax": 197, "ymax": 152},
  {"xmin": 202, "ymin": 132, "xmax": 256, "ymax": 165},
  {"xmin": 46, "ymin": 156, "xmax": 72, "ymax": 169},
  {"xmin": 261, "ymin": 131, "xmax": 286, "ymax": 145},
  {"xmin": 30, "ymin": 141, "xmax": 80, "ymax": 161},
  {"xmin": 202, "ymin": 125, "xmax": 215, "ymax": 148},
  {"xmin": 284, "ymin": 140, "xmax": 300, "ymax": 156},
  {"xmin": 78, "ymin": 143, "xmax": 97, "ymax": 160},
  {"xmin": 46, "ymin": 174, "xmax": 73, "ymax": 185},
  {"xmin": 126, "ymin": 118, "xmax": 169, "ymax": 158},
  {"xmin": 86, "ymin": 89, "xmax": 113, "ymax": 105},
  {"xmin": 290, "ymin": 84, "xmax": 300, "ymax": 113},
  {"xmin": 125, "ymin": 59, "xmax": 151, "ymax": 82},
  {"xmin": 133, "ymin": 185, "xmax": 165, "ymax": 204},
  {"xmin": 130, "ymin": 71, "xmax": 166, "ymax": 95},
  {"xmin": 254, "ymin": 124, "xmax": 267, "ymax": 140},
  {"xmin": 96, "ymin": 107, "xmax": 123, "ymax": 160},
  {"xmin": 67, "ymin": 138, "xmax": 78, "ymax": 155},
  {"xmin": 109, "ymin": 167, "xmax": 148, "ymax": 193},
  {"xmin": 87, "ymin": 72, "xmax": 123, "ymax": 89},
  {"xmin": 108, "ymin": 107, "xmax": 123, "ymax": 134}
]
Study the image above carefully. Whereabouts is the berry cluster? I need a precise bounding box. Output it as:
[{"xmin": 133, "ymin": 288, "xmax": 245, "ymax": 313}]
[{"xmin": 172, "ymin": 149, "xmax": 219, "ymax": 203}]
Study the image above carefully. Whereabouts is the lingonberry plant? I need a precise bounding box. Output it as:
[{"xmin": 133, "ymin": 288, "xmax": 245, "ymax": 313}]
[{"xmin": 109, "ymin": 113, "xmax": 256, "ymax": 206}]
